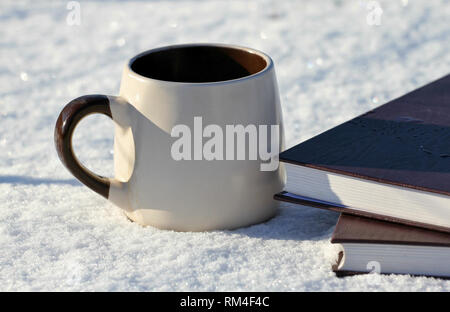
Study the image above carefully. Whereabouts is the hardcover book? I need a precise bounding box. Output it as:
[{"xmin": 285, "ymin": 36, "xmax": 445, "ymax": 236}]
[
  {"xmin": 275, "ymin": 74, "xmax": 450, "ymax": 233},
  {"xmin": 332, "ymin": 214, "xmax": 450, "ymax": 278}
]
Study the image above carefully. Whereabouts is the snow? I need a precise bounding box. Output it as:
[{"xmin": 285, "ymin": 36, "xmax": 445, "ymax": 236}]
[{"xmin": 1, "ymin": 0, "xmax": 450, "ymax": 291}]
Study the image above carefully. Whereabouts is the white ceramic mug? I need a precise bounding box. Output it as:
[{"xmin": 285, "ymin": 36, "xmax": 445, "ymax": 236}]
[{"xmin": 55, "ymin": 43, "xmax": 285, "ymax": 231}]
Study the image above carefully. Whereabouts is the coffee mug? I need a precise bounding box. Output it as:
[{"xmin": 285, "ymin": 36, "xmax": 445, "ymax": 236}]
[{"xmin": 54, "ymin": 43, "xmax": 285, "ymax": 231}]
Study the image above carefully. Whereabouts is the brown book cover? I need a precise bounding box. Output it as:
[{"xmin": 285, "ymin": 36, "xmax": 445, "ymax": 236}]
[
  {"xmin": 276, "ymin": 74, "xmax": 450, "ymax": 232},
  {"xmin": 331, "ymin": 214, "xmax": 450, "ymax": 278},
  {"xmin": 332, "ymin": 214, "xmax": 450, "ymax": 247}
]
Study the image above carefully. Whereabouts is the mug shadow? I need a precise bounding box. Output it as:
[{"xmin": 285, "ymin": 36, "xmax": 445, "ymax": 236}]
[
  {"xmin": 0, "ymin": 175, "xmax": 81, "ymax": 186},
  {"xmin": 229, "ymin": 202, "xmax": 340, "ymax": 242},
  {"xmin": 225, "ymin": 165, "xmax": 341, "ymax": 242}
]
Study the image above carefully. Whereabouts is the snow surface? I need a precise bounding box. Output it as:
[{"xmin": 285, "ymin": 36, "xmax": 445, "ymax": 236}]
[{"xmin": 1, "ymin": 0, "xmax": 450, "ymax": 291}]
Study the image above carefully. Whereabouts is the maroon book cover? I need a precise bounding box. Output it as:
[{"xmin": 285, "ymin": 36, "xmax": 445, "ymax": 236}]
[{"xmin": 280, "ymin": 74, "xmax": 450, "ymax": 195}]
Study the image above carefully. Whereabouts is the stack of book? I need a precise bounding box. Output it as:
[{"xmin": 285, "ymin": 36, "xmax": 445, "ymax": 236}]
[{"xmin": 275, "ymin": 74, "xmax": 450, "ymax": 278}]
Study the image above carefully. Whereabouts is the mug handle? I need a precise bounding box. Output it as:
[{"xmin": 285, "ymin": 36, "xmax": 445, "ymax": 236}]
[{"xmin": 54, "ymin": 94, "xmax": 114, "ymax": 198}]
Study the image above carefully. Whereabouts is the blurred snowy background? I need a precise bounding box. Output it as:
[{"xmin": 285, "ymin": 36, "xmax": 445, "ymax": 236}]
[{"xmin": 1, "ymin": 0, "xmax": 449, "ymax": 291}]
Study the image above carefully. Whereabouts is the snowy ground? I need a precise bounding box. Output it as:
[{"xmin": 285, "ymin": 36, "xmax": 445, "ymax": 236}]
[{"xmin": 1, "ymin": 0, "xmax": 450, "ymax": 291}]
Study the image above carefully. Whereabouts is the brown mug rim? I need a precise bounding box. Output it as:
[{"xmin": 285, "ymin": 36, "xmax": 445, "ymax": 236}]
[{"xmin": 127, "ymin": 43, "xmax": 273, "ymax": 86}]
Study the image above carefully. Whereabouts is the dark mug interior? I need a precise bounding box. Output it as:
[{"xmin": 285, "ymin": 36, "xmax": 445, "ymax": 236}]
[{"xmin": 130, "ymin": 45, "xmax": 268, "ymax": 83}]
